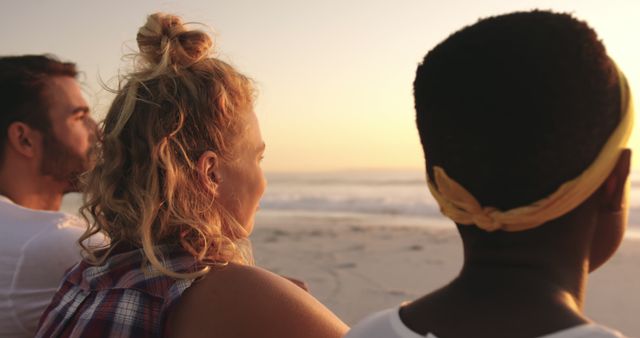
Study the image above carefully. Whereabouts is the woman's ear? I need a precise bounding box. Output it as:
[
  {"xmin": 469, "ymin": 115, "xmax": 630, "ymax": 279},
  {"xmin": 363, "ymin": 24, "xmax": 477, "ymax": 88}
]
[
  {"xmin": 600, "ymin": 149, "xmax": 631, "ymax": 212},
  {"xmin": 589, "ymin": 148, "xmax": 632, "ymax": 272},
  {"xmin": 197, "ymin": 150, "xmax": 220, "ymax": 195}
]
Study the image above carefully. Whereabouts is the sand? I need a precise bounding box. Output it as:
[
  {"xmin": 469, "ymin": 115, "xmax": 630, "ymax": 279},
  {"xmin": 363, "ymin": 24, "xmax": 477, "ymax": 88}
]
[{"xmin": 252, "ymin": 211, "xmax": 640, "ymax": 336}]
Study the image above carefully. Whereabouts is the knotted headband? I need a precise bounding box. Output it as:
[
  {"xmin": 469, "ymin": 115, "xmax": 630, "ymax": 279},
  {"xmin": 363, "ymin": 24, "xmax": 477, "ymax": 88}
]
[{"xmin": 426, "ymin": 63, "xmax": 634, "ymax": 232}]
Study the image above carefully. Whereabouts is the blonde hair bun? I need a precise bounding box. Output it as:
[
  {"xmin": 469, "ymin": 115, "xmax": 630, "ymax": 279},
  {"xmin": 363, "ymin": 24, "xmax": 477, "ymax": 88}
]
[{"xmin": 137, "ymin": 13, "xmax": 213, "ymax": 69}]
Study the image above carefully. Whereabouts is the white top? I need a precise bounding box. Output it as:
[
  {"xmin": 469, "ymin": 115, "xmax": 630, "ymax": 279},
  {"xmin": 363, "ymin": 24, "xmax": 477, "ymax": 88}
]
[
  {"xmin": 0, "ymin": 195, "xmax": 86, "ymax": 337},
  {"xmin": 345, "ymin": 308, "xmax": 630, "ymax": 338}
]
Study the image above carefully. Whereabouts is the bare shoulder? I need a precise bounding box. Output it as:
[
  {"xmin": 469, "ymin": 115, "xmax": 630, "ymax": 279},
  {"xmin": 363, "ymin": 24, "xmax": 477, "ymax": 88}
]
[{"xmin": 167, "ymin": 263, "xmax": 348, "ymax": 338}]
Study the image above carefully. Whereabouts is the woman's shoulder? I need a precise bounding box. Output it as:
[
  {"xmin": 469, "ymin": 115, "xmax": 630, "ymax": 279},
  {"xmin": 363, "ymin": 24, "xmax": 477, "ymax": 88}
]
[
  {"xmin": 201, "ymin": 262, "xmax": 297, "ymax": 289},
  {"xmin": 166, "ymin": 263, "xmax": 348, "ymax": 338},
  {"xmin": 184, "ymin": 263, "xmax": 306, "ymax": 304}
]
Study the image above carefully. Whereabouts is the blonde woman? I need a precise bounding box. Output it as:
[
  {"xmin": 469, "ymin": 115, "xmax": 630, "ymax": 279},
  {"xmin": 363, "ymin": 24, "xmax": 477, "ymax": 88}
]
[{"xmin": 35, "ymin": 13, "xmax": 347, "ymax": 338}]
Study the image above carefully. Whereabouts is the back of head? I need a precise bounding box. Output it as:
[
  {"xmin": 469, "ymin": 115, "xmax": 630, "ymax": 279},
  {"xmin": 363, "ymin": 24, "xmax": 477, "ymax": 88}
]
[
  {"xmin": 82, "ymin": 13, "xmax": 255, "ymax": 276},
  {"xmin": 414, "ymin": 11, "xmax": 619, "ymax": 212},
  {"xmin": 0, "ymin": 55, "xmax": 77, "ymax": 165}
]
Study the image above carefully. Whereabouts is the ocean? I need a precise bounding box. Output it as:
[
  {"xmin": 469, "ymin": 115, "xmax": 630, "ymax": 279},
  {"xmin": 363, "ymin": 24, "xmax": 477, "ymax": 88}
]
[{"xmin": 61, "ymin": 170, "xmax": 640, "ymax": 238}]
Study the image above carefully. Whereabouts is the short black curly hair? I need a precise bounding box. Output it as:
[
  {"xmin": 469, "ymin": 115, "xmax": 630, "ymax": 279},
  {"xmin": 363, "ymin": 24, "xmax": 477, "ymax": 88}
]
[{"xmin": 414, "ymin": 10, "xmax": 620, "ymax": 211}]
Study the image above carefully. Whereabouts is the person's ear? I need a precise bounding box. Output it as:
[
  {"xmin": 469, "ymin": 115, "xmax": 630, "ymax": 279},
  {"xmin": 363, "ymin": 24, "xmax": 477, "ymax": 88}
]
[
  {"xmin": 197, "ymin": 150, "xmax": 221, "ymax": 195},
  {"xmin": 6, "ymin": 122, "xmax": 39, "ymax": 158},
  {"xmin": 600, "ymin": 149, "xmax": 631, "ymax": 212},
  {"xmin": 589, "ymin": 148, "xmax": 631, "ymax": 272}
]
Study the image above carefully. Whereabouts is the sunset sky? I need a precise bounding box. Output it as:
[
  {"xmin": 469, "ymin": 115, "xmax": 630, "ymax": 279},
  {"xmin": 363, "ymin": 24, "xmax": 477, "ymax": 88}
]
[{"xmin": 1, "ymin": 0, "xmax": 638, "ymax": 172}]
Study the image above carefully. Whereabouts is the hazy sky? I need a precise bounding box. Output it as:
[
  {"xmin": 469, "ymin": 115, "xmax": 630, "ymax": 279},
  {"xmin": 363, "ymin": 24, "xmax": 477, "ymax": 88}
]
[{"xmin": 1, "ymin": 0, "xmax": 638, "ymax": 172}]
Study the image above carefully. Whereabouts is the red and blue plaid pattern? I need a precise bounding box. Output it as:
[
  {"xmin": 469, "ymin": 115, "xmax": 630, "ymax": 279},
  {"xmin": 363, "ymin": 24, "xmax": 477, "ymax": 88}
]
[{"xmin": 35, "ymin": 245, "xmax": 199, "ymax": 338}]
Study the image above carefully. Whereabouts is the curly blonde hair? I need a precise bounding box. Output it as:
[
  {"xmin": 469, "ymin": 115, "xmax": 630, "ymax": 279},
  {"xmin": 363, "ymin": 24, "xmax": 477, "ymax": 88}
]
[{"xmin": 79, "ymin": 13, "xmax": 255, "ymax": 278}]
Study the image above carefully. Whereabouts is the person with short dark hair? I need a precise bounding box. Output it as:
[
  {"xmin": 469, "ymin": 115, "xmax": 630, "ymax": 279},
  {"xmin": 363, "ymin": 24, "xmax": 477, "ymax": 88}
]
[
  {"xmin": 346, "ymin": 11, "xmax": 632, "ymax": 338},
  {"xmin": 0, "ymin": 54, "xmax": 98, "ymax": 337}
]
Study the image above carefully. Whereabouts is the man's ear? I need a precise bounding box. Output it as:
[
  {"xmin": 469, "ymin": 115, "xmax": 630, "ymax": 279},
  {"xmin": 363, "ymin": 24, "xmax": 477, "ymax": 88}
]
[
  {"xmin": 6, "ymin": 122, "xmax": 39, "ymax": 158},
  {"xmin": 600, "ymin": 149, "xmax": 631, "ymax": 211},
  {"xmin": 197, "ymin": 150, "xmax": 220, "ymax": 195}
]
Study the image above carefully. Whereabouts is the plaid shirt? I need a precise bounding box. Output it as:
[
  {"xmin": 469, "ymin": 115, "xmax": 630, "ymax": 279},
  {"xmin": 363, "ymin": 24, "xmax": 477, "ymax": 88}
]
[{"xmin": 35, "ymin": 244, "xmax": 199, "ymax": 338}]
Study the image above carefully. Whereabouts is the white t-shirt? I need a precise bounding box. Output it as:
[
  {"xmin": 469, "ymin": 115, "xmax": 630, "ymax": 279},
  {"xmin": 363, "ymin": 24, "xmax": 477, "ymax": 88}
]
[
  {"xmin": 345, "ymin": 308, "xmax": 630, "ymax": 338},
  {"xmin": 0, "ymin": 195, "xmax": 86, "ymax": 337}
]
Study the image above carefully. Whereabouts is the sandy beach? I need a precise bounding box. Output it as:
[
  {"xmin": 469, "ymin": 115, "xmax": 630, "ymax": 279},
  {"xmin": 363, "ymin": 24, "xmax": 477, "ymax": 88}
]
[
  {"xmin": 61, "ymin": 177, "xmax": 640, "ymax": 336},
  {"xmin": 252, "ymin": 210, "xmax": 640, "ymax": 336}
]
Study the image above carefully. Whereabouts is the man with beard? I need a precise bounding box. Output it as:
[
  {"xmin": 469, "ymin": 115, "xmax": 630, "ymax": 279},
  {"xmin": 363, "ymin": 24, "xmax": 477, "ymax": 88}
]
[{"xmin": 0, "ymin": 54, "xmax": 98, "ymax": 337}]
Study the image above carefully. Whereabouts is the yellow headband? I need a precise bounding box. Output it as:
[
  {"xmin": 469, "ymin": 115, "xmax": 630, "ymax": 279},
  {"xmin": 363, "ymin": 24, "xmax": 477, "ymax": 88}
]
[{"xmin": 426, "ymin": 64, "xmax": 634, "ymax": 232}]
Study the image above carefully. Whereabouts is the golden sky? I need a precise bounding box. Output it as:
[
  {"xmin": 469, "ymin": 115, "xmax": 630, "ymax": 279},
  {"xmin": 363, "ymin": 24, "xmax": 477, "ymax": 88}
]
[{"xmin": 1, "ymin": 0, "xmax": 638, "ymax": 172}]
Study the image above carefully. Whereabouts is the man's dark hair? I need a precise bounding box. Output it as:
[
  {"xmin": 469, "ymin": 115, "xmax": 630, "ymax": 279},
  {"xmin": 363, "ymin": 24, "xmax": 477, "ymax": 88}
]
[
  {"xmin": 0, "ymin": 54, "xmax": 77, "ymax": 163},
  {"xmin": 414, "ymin": 10, "xmax": 620, "ymax": 211}
]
